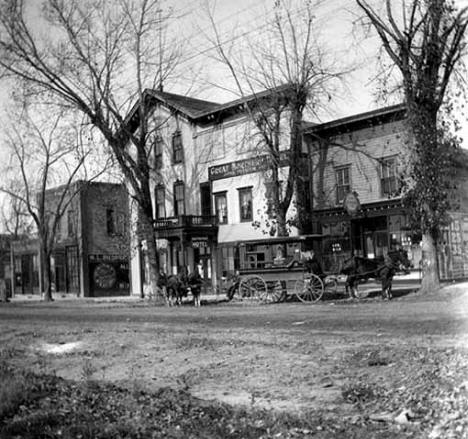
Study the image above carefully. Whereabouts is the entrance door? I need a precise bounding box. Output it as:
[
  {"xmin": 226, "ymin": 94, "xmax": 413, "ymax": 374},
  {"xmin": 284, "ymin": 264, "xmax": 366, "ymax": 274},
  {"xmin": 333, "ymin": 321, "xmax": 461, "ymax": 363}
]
[
  {"xmin": 352, "ymin": 216, "xmax": 388, "ymax": 259},
  {"xmin": 66, "ymin": 246, "xmax": 80, "ymax": 294}
]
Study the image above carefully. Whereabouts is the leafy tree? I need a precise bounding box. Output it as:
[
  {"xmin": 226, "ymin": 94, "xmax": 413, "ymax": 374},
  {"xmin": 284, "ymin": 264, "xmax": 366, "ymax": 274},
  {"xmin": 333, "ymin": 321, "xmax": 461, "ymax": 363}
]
[
  {"xmin": 0, "ymin": 0, "xmax": 181, "ymax": 301},
  {"xmin": 356, "ymin": 0, "xmax": 468, "ymax": 291}
]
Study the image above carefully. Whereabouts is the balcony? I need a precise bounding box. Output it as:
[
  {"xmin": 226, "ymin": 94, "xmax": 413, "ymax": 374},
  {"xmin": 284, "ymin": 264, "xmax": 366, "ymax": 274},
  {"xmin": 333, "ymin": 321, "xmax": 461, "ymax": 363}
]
[{"xmin": 153, "ymin": 215, "xmax": 218, "ymax": 239}]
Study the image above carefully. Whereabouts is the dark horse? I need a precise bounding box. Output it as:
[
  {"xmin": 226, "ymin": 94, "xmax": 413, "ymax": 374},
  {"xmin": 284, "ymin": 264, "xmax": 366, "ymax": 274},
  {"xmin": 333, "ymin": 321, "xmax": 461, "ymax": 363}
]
[
  {"xmin": 341, "ymin": 249, "xmax": 412, "ymax": 300},
  {"xmin": 160, "ymin": 267, "xmax": 202, "ymax": 306}
]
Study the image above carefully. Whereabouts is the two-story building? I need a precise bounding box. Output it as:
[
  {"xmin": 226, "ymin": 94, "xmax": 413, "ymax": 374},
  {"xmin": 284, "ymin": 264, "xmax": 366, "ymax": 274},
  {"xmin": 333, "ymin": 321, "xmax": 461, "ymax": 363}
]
[
  {"xmin": 304, "ymin": 104, "xmax": 468, "ymax": 279},
  {"xmin": 11, "ymin": 181, "xmax": 130, "ymax": 297}
]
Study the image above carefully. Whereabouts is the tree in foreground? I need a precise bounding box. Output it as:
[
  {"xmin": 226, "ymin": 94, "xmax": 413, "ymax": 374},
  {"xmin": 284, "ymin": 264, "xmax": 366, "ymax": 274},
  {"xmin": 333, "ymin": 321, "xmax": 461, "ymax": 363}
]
[
  {"xmin": 0, "ymin": 108, "xmax": 106, "ymax": 301},
  {"xmin": 207, "ymin": 0, "xmax": 344, "ymax": 236},
  {"xmin": 0, "ymin": 0, "xmax": 180, "ymax": 301},
  {"xmin": 356, "ymin": 0, "xmax": 468, "ymax": 291}
]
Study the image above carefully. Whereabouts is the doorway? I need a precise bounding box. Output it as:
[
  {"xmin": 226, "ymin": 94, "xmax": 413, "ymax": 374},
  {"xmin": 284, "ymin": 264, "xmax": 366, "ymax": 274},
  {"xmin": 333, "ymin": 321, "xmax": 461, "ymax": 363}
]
[{"xmin": 351, "ymin": 216, "xmax": 388, "ymax": 259}]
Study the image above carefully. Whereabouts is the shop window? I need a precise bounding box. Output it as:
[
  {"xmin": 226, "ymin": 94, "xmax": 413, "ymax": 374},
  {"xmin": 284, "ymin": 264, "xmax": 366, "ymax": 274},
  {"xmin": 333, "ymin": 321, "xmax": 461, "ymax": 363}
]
[
  {"xmin": 173, "ymin": 181, "xmax": 185, "ymax": 216},
  {"xmin": 172, "ymin": 131, "xmax": 183, "ymax": 164},
  {"xmin": 155, "ymin": 185, "xmax": 166, "ymax": 219},
  {"xmin": 335, "ymin": 166, "xmax": 350, "ymax": 204},
  {"xmin": 214, "ymin": 192, "xmax": 228, "ymax": 224},
  {"xmin": 380, "ymin": 157, "xmax": 398, "ymax": 197},
  {"xmin": 238, "ymin": 187, "xmax": 253, "ymax": 222}
]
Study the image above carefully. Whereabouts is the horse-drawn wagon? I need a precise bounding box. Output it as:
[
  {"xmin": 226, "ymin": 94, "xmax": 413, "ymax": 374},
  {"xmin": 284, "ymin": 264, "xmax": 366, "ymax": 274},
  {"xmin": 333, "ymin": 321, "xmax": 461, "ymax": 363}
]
[
  {"xmin": 224, "ymin": 235, "xmax": 338, "ymax": 304},
  {"xmin": 222, "ymin": 234, "xmax": 413, "ymax": 303}
]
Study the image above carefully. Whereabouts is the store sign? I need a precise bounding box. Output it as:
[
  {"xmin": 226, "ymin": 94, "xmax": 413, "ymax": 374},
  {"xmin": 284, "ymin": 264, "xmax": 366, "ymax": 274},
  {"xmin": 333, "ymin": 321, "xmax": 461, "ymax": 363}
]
[
  {"xmin": 343, "ymin": 192, "xmax": 361, "ymax": 216},
  {"xmin": 192, "ymin": 237, "xmax": 208, "ymax": 249},
  {"xmin": 208, "ymin": 151, "xmax": 289, "ymax": 181}
]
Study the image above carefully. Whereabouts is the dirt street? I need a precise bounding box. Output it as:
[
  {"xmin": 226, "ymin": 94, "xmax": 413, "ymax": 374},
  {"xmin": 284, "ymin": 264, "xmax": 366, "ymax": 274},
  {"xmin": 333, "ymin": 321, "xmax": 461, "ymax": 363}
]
[{"xmin": 1, "ymin": 283, "xmax": 468, "ymax": 436}]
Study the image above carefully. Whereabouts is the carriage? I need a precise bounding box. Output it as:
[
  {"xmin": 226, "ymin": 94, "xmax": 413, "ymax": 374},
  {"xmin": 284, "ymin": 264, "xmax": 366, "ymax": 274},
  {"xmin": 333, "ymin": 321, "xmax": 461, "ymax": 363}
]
[{"xmin": 223, "ymin": 235, "xmax": 339, "ymax": 304}]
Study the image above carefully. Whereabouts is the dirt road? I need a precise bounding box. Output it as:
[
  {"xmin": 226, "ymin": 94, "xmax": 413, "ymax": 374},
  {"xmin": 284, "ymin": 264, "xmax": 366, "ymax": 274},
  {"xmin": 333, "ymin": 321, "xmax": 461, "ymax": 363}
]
[{"xmin": 1, "ymin": 284, "xmax": 467, "ymax": 436}]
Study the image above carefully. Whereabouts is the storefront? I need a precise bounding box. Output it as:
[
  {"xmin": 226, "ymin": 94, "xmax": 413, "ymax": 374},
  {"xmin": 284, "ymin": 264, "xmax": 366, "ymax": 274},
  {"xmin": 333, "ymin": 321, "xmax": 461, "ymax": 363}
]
[{"xmin": 314, "ymin": 198, "xmax": 421, "ymax": 274}]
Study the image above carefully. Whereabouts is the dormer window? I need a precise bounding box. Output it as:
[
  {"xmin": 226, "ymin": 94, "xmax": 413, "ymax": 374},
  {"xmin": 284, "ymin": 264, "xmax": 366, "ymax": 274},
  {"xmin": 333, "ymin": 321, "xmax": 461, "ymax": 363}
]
[{"xmin": 172, "ymin": 130, "xmax": 183, "ymax": 164}]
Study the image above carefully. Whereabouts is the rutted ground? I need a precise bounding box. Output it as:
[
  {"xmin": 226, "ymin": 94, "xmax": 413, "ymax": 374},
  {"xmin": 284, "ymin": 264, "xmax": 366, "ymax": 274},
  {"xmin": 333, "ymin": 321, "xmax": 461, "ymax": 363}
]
[{"xmin": 1, "ymin": 284, "xmax": 467, "ymax": 437}]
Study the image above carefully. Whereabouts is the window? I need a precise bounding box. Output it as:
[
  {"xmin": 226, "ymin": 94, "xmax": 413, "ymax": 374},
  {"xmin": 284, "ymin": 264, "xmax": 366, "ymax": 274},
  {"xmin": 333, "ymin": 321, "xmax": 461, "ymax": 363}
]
[
  {"xmin": 200, "ymin": 182, "xmax": 212, "ymax": 217},
  {"xmin": 154, "ymin": 134, "xmax": 163, "ymax": 169},
  {"xmin": 335, "ymin": 166, "xmax": 350, "ymax": 204},
  {"xmin": 380, "ymin": 157, "xmax": 398, "ymax": 197},
  {"xmin": 106, "ymin": 208, "xmax": 115, "ymax": 235},
  {"xmin": 106, "ymin": 208, "xmax": 124, "ymax": 235},
  {"xmin": 67, "ymin": 210, "xmax": 76, "ymax": 237},
  {"xmin": 172, "ymin": 131, "xmax": 183, "ymax": 163},
  {"xmin": 155, "ymin": 186, "xmax": 166, "ymax": 219},
  {"xmin": 238, "ymin": 187, "xmax": 253, "ymax": 222},
  {"xmin": 174, "ymin": 181, "xmax": 185, "ymax": 216},
  {"xmin": 214, "ymin": 192, "xmax": 228, "ymax": 224}
]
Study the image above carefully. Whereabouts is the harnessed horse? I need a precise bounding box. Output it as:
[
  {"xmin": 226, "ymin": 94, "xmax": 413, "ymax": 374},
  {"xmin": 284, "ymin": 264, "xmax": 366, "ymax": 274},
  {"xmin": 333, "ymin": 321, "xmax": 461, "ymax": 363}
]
[{"xmin": 340, "ymin": 249, "xmax": 412, "ymax": 300}]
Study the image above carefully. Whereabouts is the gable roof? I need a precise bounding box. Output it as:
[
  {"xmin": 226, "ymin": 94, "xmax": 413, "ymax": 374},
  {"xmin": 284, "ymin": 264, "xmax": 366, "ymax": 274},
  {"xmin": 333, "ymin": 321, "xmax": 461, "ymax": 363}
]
[
  {"xmin": 146, "ymin": 90, "xmax": 221, "ymax": 118},
  {"xmin": 304, "ymin": 104, "xmax": 407, "ymax": 136}
]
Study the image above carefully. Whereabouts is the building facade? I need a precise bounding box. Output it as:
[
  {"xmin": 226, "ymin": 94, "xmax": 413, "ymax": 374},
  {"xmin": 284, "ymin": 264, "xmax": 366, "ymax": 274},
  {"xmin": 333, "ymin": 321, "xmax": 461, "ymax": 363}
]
[
  {"xmin": 11, "ymin": 181, "xmax": 130, "ymax": 297},
  {"xmin": 129, "ymin": 88, "xmax": 303, "ymax": 295},
  {"xmin": 305, "ymin": 105, "xmax": 468, "ymax": 279}
]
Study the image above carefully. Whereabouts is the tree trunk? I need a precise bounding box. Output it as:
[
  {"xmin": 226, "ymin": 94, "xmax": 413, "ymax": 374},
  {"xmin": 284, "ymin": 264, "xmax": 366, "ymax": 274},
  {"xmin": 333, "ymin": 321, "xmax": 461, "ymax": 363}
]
[
  {"xmin": 41, "ymin": 247, "xmax": 53, "ymax": 302},
  {"xmin": 139, "ymin": 208, "xmax": 164, "ymax": 303},
  {"xmin": 419, "ymin": 233, "xmax": 440, "ymax": 292}
]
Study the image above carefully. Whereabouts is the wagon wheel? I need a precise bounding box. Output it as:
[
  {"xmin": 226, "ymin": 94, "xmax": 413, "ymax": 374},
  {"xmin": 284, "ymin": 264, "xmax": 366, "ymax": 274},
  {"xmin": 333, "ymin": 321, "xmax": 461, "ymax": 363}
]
[
  {"xmin": 263, "ymin": 280, "xmax": 287, "ymax": 303},
  {"xmin": 294, "ymin": 274, "xmax": 324, "ymax": 303},
  {"xmin": 238, "ymin": 275, "xmax": 268, "ymax": 302}
]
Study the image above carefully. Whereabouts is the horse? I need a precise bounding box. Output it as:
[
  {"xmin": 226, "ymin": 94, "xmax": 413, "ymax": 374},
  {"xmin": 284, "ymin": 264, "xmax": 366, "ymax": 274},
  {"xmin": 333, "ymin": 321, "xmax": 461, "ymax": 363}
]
[
  {"xmin": 340, "ymin": 249, "xmax": 412, "ymax": 300},
  {"xmin": 187, "ymin": 267, "xmax": 203, "ymax": 307},
  {"xmin": 161, "ymin": 268, "xmax": 189, "ymax": 306}
]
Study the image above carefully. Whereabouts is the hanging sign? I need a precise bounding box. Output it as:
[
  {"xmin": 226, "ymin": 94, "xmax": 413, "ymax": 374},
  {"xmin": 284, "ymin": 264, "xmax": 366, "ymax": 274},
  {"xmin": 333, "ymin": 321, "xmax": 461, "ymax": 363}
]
[{"xmin": 343, "ymin": 192, "xmax": 361, "ymax": 216}]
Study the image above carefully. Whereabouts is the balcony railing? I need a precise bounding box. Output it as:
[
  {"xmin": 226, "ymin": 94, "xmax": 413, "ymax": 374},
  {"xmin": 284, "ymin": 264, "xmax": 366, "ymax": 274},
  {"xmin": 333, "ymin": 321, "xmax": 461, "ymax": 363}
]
[{"xmin": 154, "ymin": 215, "xmax": 218, "ymax": 229}]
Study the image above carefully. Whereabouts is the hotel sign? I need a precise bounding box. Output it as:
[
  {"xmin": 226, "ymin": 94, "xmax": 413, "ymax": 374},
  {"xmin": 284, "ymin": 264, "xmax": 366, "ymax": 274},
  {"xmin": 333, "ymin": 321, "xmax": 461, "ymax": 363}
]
[{"xmin": 208, "ymin": 151, "xmax": 289, "ymax": 181}]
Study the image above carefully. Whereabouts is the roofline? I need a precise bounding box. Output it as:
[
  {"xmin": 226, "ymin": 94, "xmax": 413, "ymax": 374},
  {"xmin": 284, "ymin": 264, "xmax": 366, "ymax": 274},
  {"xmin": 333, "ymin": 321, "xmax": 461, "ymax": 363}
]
[{"xmin": 305, "ymin": 103, "xmax": 406, "ymax": 135}]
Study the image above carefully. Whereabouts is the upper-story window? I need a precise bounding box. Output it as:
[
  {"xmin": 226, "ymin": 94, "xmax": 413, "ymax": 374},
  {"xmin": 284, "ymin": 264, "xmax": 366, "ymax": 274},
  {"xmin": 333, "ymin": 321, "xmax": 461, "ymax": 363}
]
[
  {"xmin": 106, "ymin": 208, "xmax": 124, "ymax": 236},
  {"xmin": 380, "ymin": 157, "xmax": 398, "ymax": 198},
  {"xmin": 106, "ymin": 208, "xmax": 115, "ymax": 235},
  {"xmin": 335, "ymin": 166, "xmax": 350, "ymax": 205},
  {"xmin": 155, "ymin": 185, "xmax": 166, "ymax": 219},
  {"xmin": 172, "ymin": 131, "xmax": 183, "ymax": 164},
  {"xmin": 154, "ymin": 133, "xmax": 163, "ymax": 169},
  {"xmin": 174, "ymin": 181, "xmax": 185, "ymax": 216},
  {"xmin": 238, "ymin": 187, "xmax": 253, "ymax": 222},
  {"xmin": 67, "ymin": 210, "xmax": 76, "ymax": 237},
  {"xmin": 214, "ymin": 192, "xmax": 228, "ymax": 224}
]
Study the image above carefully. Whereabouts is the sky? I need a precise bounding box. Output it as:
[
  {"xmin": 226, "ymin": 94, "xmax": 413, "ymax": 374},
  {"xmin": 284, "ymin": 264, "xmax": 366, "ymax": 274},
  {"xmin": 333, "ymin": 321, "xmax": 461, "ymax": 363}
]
[{"xmin": 0, "ymin": 0, "xmax": 468, "ymax": 231}]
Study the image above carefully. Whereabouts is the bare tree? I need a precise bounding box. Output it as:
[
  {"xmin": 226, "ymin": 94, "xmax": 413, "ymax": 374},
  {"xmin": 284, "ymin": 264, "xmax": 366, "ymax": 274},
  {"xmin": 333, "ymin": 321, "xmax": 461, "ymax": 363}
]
[
  {"xmin": 206, "ymin": 0, "xmax": 344, "ymax": 236},
  {"xmin": 0, "ymin": 0, "xmax": 181, "ymax": 301},
  {"xmin": 356, "ymin": 0, "xmax": 468, "ymax": 291},
  {"xmin": 0, "ymin": 108, "xmax": 106, "ymax": 301}
]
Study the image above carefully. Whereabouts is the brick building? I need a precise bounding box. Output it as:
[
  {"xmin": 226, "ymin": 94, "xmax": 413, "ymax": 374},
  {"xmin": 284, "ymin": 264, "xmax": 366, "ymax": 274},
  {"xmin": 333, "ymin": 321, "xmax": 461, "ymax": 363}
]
[{"xmin": 11, "ymin": 181, "xmax": 130, "ymax": 297}]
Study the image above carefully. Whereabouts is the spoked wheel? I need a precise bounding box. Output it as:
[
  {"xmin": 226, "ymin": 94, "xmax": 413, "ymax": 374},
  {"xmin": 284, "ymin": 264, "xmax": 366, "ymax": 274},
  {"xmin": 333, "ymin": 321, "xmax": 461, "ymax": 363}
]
[
  {"xmin": 294, "ymin": 274, "xmax": 324, "ymax": 303},
  {"xmin": 263, "ymin": 280, "xmax": 287, "ymax": 303},
  {"xmin": 238, "ymin": 275, "xmax": 268, "ymax": 302}
]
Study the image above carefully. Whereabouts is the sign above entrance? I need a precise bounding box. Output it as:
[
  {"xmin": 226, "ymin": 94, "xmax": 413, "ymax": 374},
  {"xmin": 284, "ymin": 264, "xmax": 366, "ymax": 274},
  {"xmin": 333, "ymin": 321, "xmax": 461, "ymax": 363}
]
[{"xmin": 343, "ymin": 192, "xmax": 361, "ymax": 216}]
